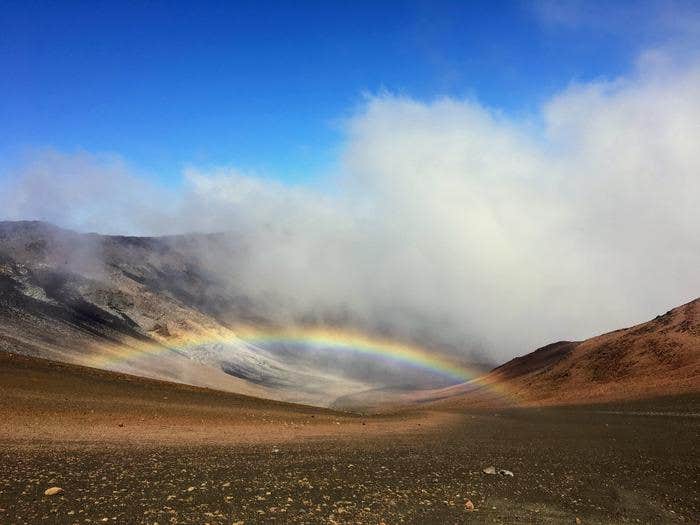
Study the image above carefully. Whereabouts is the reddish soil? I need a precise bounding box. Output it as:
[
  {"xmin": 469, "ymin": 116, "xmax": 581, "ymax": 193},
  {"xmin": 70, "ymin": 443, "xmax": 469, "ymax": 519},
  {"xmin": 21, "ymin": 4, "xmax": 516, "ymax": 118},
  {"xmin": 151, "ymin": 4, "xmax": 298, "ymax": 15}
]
[
  {"xmin": 426, "ymin": 298, "xmax": 700, "ymax": 410},
  {"xmin": 0, "ymin": 351, "xmax": 451, "ymax": 446},
  {"xmin": 1, "ymin": 349, "xmax": 698, "ymax": 524}
]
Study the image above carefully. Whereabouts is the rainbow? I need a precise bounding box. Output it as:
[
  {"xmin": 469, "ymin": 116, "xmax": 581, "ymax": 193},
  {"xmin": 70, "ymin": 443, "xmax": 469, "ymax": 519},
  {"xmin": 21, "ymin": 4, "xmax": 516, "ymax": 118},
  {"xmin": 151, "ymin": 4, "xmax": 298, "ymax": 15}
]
[
  {"xmin": 232, "ymin": 326, "xmax": 480, "ymax": 383},
  {"xmin": 85, "ymin": 325, "xmax": 517, "ymax": 402}
]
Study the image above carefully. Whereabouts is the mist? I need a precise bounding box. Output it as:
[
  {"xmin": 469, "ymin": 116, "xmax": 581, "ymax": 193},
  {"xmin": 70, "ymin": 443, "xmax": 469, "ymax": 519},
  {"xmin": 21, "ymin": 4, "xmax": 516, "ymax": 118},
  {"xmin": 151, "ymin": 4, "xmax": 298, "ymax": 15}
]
[{"xmin": 2, "ymin": 56, "xmax": 699, "ymax": 362}]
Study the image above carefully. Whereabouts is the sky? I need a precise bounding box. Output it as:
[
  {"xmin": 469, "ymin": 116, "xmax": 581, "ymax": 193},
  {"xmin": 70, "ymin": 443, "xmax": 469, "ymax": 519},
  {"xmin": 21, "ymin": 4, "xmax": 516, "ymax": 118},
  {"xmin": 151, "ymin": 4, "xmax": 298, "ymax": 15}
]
[
  {"xmin": 3, "ymin": 0, "xmax": 695, "ymax": 183},
  {"xmin": 1, "ymin": 1, "xmax": 699, "ymax": 360}
]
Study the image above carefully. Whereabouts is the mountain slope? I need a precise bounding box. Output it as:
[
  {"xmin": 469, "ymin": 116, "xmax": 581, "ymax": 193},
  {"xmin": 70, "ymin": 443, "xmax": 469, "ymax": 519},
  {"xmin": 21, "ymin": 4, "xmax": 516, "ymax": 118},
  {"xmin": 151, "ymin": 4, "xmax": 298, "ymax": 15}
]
[
  {"xmin": 0, "ymin": 350, "xmax": 387, "ymax": 445},
  {"xmin": 0, "ymin": 221, "xmax": 378, "ymax": 406},
  {"xmin": 426, "ymin": 298, "xmax": 700, "ymax": 409},
  {"xmin": 2, "ymin": 220, "xmax": 697, "ymax": 409}
]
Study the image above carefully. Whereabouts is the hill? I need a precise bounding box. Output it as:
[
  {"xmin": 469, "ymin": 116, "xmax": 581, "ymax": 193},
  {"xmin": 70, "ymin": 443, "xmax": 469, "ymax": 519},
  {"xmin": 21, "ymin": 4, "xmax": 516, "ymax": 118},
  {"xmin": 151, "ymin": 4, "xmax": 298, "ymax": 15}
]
[
  {"xmin": 1, "ymin": 220, "xmax": 697, "ymax": 410},
  {"xmin": 0, "ymin": 221, "xmax": 380, "ymax": 406},
  {"xmin": 425, "ymin": 298, "xmax": 700, "ymax": 409}
]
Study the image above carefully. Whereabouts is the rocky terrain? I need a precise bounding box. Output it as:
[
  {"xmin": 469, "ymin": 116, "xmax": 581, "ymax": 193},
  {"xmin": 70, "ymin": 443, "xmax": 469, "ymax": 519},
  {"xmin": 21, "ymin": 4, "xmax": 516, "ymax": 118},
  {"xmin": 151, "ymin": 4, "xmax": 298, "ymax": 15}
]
[
  {"xmin": 3, "ymin": 220, "xmax": 697, "ymax": 413},
  {"xmin": 0, "ymin": 220, "xmax": 470, "ymax": 407},
  {"xmin": 501, "ymin": 298, "xmax": 699, "ymax": 402},
  {"xmin": 0, "ymin": 351, "xmax": 698, "ymax": 524},
  {"xmin": 0, "ymin": 221, "xmax": 256, "ymax": 391},
  {"xmin": 1, "ymin": 221, "xmax": 699, "ymax": 523},
  {"xmin": 379, "ymin": 298, "xmax": 700, "ymax": 412}
]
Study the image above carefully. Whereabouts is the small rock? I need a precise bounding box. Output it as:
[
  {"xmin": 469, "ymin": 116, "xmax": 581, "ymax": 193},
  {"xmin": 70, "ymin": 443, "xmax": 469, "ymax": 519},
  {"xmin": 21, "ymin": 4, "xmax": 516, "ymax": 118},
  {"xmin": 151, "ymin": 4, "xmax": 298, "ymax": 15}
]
[
  {"xmin": 465, "ymin": 499, "xmax": 475, "ymax": 511},
  {"xmin": 576, "ymin": 518, "xmax": 581, "ymax": 524},
  {"xmin": 482, "ymin": 466, "xmax": 496, "ymax": 475},
  {"xmin": 186, "ymin": 486, "xmax": 196, "ymax": 492},
  {"xmin": 498, "ymin": 469, "xmax": 514, "ymax": 477},
  {"xmin": 44, "ymin": 487, "xmax": 64, "ymax": 496}
]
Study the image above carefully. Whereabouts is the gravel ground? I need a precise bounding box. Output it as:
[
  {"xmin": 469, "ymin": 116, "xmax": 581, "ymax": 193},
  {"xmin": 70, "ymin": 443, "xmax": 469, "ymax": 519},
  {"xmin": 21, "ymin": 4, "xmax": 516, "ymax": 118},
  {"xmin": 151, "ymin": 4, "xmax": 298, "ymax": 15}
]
[{"xmin": 1, "ymin": 404, "xmax": 698, "ymax": 525}]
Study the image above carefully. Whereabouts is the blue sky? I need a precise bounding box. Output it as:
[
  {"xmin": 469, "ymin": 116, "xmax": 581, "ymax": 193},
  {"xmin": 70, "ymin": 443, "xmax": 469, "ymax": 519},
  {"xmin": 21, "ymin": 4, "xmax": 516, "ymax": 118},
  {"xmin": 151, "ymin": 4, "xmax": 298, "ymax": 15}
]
[
  {"xmin": 1, "ymin": 1, "xmax": 699, "ymax": 354},
  {"xmin": 0, "ymin": 0, "xmax": 692, "ymax": 185}
]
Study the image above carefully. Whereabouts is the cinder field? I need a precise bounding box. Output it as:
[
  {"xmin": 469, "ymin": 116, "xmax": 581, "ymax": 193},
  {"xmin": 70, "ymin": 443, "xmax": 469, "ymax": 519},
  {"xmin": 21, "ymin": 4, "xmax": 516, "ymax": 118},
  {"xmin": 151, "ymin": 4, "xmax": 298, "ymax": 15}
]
[{"xmin": 1, "ymin": 352, "xmax": 697, "ymax": 524}]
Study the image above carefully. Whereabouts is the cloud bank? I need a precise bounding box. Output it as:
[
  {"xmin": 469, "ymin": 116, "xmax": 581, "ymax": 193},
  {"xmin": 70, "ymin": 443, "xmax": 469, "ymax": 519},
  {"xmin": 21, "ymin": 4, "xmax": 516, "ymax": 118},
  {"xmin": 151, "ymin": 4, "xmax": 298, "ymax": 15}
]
[{"xmin": 2, "ymin": 58, "xmax": 699, "ymax": 361}]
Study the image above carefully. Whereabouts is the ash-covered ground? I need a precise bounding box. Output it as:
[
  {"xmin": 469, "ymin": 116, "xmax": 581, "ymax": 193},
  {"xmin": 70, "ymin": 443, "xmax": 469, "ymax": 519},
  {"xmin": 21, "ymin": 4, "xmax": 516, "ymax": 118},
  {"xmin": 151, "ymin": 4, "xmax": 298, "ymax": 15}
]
[{"xmin": 2, "ymin": 401, "xmax": 698, "ymax": 525}]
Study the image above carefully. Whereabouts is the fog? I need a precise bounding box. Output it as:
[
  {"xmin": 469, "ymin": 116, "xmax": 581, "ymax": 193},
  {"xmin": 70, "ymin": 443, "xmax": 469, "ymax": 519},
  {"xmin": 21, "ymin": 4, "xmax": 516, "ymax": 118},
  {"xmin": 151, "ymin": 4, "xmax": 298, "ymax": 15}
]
[{"xmin": 2, "ymin": 56, "xmax": 699, "ymax": 362}]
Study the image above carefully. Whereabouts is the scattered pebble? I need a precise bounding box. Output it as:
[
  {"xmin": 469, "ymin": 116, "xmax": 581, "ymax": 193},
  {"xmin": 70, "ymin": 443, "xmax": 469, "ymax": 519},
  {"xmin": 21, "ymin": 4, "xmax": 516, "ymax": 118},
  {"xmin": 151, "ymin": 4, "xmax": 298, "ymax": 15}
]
[
  {"xmin": 483, "ymin": 466, "xmax": 514, "ymax": 476},
  {"xmin": 1, "ymin": 410, "xmax": 693, "ymax": 524},
  {"xmin": 43, "ymin": 487, "xmax": 64, "ymax": 496}
]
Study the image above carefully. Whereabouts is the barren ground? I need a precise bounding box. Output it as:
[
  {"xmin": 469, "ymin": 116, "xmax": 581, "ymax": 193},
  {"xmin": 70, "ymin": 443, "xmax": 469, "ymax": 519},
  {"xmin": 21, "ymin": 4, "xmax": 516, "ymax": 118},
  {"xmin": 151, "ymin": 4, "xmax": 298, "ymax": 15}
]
[{"xmin": 0, "ymin": 352, "xmax": 698, "ymax": 524}]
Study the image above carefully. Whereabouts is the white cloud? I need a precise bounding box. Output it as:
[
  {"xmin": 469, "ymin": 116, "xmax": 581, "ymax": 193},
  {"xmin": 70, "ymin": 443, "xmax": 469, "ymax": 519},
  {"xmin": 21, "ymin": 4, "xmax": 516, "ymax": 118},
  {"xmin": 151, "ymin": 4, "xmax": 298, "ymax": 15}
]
[{"xmin": 2, "ymin": 57, "xmax": 699, "ymax": 361}]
